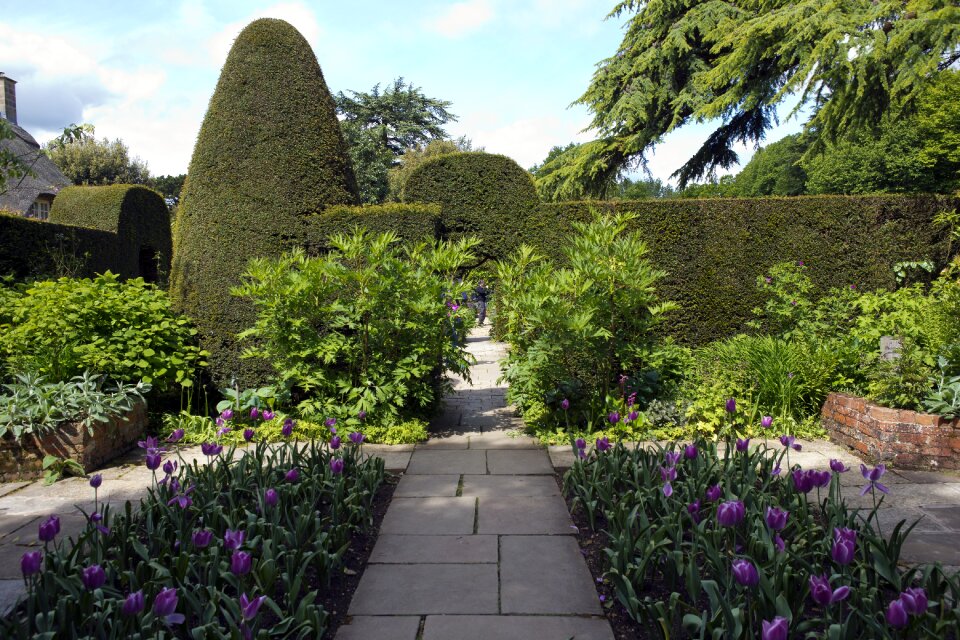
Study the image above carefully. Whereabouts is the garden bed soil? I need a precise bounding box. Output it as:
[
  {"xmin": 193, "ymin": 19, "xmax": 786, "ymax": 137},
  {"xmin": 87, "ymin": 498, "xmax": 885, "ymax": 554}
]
[{"xmin": 321, "ymin": 472, "xmax": 399, "ymax": 639}]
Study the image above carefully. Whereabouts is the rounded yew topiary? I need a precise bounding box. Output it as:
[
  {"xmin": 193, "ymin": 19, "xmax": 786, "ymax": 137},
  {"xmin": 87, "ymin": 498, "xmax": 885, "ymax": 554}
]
[
  {"xmin": 170, "ymin": 18, "xmax": 358, "ymax": 385},
  {"xmin": 401, "ymin": 152, "xmax": 539, "ymax": 264}
]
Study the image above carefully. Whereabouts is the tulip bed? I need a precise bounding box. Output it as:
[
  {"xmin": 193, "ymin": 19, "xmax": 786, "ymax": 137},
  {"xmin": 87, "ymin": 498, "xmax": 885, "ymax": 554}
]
[
  {"xmin": 565, "ymin": 436, "xmax": 960, "ymax": 639},
  {"xmin": 1, "ymin": 437, "xmax": 384, "ymax": 639}
]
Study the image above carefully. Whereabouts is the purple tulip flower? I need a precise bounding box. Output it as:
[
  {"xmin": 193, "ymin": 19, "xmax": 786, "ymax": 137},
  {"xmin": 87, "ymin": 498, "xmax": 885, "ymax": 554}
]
[
  {"xmin": 901, "ymin": 587, "xmax": 928, "ymax": 616},
  {"xmin": 358, "ymin": 410, "xmax": 367, "ymax": 420},
  {"xmin": 761, "ymin": 617, "xmax": 788, "ymax": 640},
  {"xmin": 240, "ymin": 593, "xmax": 267, "ymax": 621},
  {"xmin": 325, "ymin": 418, "xmax": 337, "ymax": 429},
  {"xmin": 831, "ymin": 527, "xmax": 857, "ymax": 565},
  {"xmin": 330, "ymin": 458, "xmax": 345, "ymax": 475},
  {"xmin": 249, "ymin": 407, "xmax": 259, "ymax": 420},
  {"xmin": 886, "ymin": 598, "xmax": 909, "ymax": 628},
  {"xmin": 774, "ymin": 534, "xmax": 786, "ymax": 553},
  {"xmin": 145, "ymin": 452, "xmax": 162, "ymax": 470},
  {"xmin": 285, "ymin": 468, "xmax": 300, "ymax": 483},
  {"xmin": 705, "ymin": 484, "xmax": 722, "ymax": 502},
  {"xmin": 81, "ymin": 564, "xmax": 106, "ymax": 590},
  {"xmin": 765, "ymin": 506, "xmax": 789, "ymax": 531},
  {"xmin": 596, "ymin": 437, "xmax": 611, "ymax": 452},
  {"xmin": 122, "ymin": 590, "xmax": 145, "ymax": 616},
  {"xmin": 262, "ymin": 410, "xmax": 275, "ymax": 421},
  {"xmin": 560, "ymin": 398, "xmax": 570, "ymax": 411},
  {"xmin": 330, "ymin": 436, "xmax": 341, "ymax": 450},
  {"xmin": 38, "ymin": 515, "xmax": 60, "ymax": 542},
  {"xmin": 282, "ymin": 418, "xmax": 294, "ymax": 437},
  {"xmin": 779, "ymin": 435, "xmax": 802, "ymax": 451},
  {"xmin": 231, "ymin": 551, "xmax": 252, "ymax": 575},
  {"xmin": 154, "ymin": 587, "xmax": 185, "ymax": 625},
  {"xmin": 732, "ymin": 559, "xmax": 760, "ymax": 587},
  {"xmin": 860, "ymin": 463, "xmax": 890, "ymax": 496},
  {"xmin": 575, "ymin": 438, "xmax": 587, "ymax": 459},
  {"xmin": 221, "ymin": 409, "xmax": 234, "ymax": 420},
  {"xmin": 725, "ymin": 398, "xmax": 737, "ymax": 414},
  {"xmin": 608, "ymin": 411, "xmax": 620, "ymax": 424},
  {"xmin": 687, "ymin": 500, "xmax": 701, "ymax": 523},
  {"xmin": 166, "ymin": 485, "xmax": 194, "ymax": 510},
  {"xmin": 684, "ymin": 444, "xmax": 698, "ymax": 459},
  {"xmin": 810, "ymin": 470, "xmax": 832, "ymax": 488},
  {"xmin": 792, "ymin": 469, "xmax": 814, "ymax": 494},
  {"xmin": 21, "ymin": 551, "xmax": 42, "ymax": 576},
  {"xmin": 216, "ymin": 424, "xmax": 231, "ymax": 437},
  {"xmin": 201, "ymin": 442, "xmax": 223, "ymax": 457},
  {"xmin": 224, "ymin": 529, "xmax": 246, "ymax": 551},
  {"xmin": 664, "ymin": 451, "xmax": 682, "ymax": 467},
  {"xmin": 167, "ymin": 428, "xmax": 185, "ymax": 443},
  {"xmin": 192, "ymin": 529, "xmax": 213, "ymax": 549},
  {"xmin": 830, "ymin": 459, "xmax": 850, "ymax": 473},
  {"xmin": 809, "ymin": 574, "xmax": 850, "ymax": 607},
  {"xmin": 89, "ymin": 474, "xmax": 102, "ymax": 489},
  {"xmin": 736, "ymin": 438, "xmax": 750, "ymax": 453},
  {"xmin": 717, "ymin": 500, "xmax": 745, "ymax": 527},
  {"xmin": 137, "ymin": 436, "xmax": 163, "ymax": 453},
  {"xmin": 243, "ymin": 428, "xmax": 255, "ymax": 442},
  {"xmin": 761, "ymin": 415, "xmax": 773, "ymax": 429},
  {"xmin": 264, "ymin": 488, "xmax": 278, "ymax": 508},
  {"xmin": 627, "ymin": 410, "xmax": 639, "ymax": 422},
  {"xmin": 349, "ymin": 431, "xmax": 365, "ymax": 445}
]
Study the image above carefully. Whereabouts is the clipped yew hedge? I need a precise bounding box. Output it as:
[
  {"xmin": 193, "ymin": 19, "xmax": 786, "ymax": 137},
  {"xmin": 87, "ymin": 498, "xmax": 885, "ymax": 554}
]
[
  {"xmin": 170, "ymin": 18, "xmax": 358, "ymax": 385},
  {"xmin": 301, "ymin": 203, "xmax": 441, "ymax": 252},
  {"xmin": 529, "ymin": 195, "xmax": 958, "ymax": 345},
  {"xmin": 0, "ymin": 212, "xmax": 117, "ymax": 280},
  {"xmin": 402, "ymin": 152, "xmax": 538, "ymax": 264}
]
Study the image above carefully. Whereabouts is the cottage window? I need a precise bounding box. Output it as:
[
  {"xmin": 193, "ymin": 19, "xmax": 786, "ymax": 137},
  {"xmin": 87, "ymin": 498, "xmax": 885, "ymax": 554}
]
[{"xmin": 26, "ymin": 199, "xmax": 50, "ymax": 220}]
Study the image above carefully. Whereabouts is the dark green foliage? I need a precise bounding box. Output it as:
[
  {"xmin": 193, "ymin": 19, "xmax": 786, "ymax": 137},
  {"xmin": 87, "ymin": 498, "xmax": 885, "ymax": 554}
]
[
  {"xmin": 523, "ymin": 195, "xmax": 957, "ymax": 346},
  {"xmin": 148, "ymin": 174, "xmax": 186, "ymax": 200},
  {"xmin": 50, "ymin": 184, "xmax": 171, "ymax": 280},
  {"xmin": 402, "ymin": 152, "xmax": 539, "ymax": 264},
  {"xmin": 170, "ymin": 18, "xmax": 358, "ymax": 386},
  {"xmin": 731, "ymin": 134, "xmax": 809, "ymax": 196},
  {"xmin": 0, "ymin": 213, "xmax": 115, "ymax": 279},
  {"xmin": 301, "ymin": 203, "xmax": 440, "ymax": 253}
]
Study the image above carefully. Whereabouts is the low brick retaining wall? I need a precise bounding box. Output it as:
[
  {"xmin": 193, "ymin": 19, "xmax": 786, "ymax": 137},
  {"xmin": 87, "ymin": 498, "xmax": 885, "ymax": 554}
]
[
  {"xmin": 0, "ymin": 401, "xmax": 147, "ymax": 481},
  {"xmin": 822, "ymin": 392, "xmax": 960, "ymax": 470}
]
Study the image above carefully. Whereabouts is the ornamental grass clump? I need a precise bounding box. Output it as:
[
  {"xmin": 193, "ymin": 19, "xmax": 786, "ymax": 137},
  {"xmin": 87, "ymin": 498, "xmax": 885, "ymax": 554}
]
[
  {"xmin": 564, "ymin": 403, "xmax": 960, "ymax": 638},
  {"xmin": 2, "ymin": 437, "xmax": 383, "ymax": 638}
]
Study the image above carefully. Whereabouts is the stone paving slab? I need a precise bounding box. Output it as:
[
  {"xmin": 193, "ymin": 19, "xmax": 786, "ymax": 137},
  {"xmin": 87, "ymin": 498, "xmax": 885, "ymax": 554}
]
[
  {"xmin": 900, "ymin": 532, "xmax": 960, "ymax": 565},
  {"xmin": 0, "ymin": 542, "xmax": 31, "ymax": 579},
  {"xmin": 417, "ymin": 435, "xmax": 471, "ymax": 450},
  {"xmin": 406, "ymin": 450, "xmax": 488, "ymax": 475},
  {"xmin": 461, "ymin": 475, "xmax": 560, "ymax": 498},
  {"xmin": 500, "ymin": 536, "xmax": 603, "ymax": 615},
  {"xmin": 393, "ymin": 474, "xmax": 460, "ymax": 498},
  {"xmin": 379, "ymin": 498, "xmax": 476, "ymax": 535},
  {"xmin": 477, "ymin": 497, "xmax": 574, "ymax": 535},
  {"xmin": 335, "ymin": 616, "xmax": 421, "ymax": 640},
  {"xmin": 422, "ymin": 615, "xmax": 615, "ymax": 640},
  {"xmin": 0, "ymin": 580, "xmax": 24, "ymax": 617},
  {"xmin": 370, "ymin": 535, "xmax": 498, "ymax": 564},
  {"xmin": 467, "ymin": 431, "xmax": 539, "ymax": 450},
  {"xmin": 487, "ymin": 450, "xmax": 554, "ymax": 475},
  {"xmin": 921, "ymin": 505, "xmax": 960, "ymax": 529},
  {"xmin": 0, "ymin": 482, "xmax": 28, "ymax": 498},
  {"xmin": 348, "ymin": 564, "xmax": 499, "ymax": 615},
  {"xmin": 0, "ymin": 513, "xmax": 38, "ymax": 541}
]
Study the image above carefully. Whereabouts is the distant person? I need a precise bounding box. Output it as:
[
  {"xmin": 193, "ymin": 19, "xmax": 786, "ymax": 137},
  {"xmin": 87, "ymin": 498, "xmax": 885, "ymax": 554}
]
[{"xmin": 474, "ymin": 280, "xmax": 489, "ymax": 326}]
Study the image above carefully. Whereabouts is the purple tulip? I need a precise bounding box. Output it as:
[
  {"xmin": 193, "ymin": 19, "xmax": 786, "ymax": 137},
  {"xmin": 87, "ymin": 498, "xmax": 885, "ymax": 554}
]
[
  {"xmin": 201, "ymin": 442, "xmax": 223, "ymax": 457},
  {"xmin": 627, "ymin": 410, "xmax": 639, "ymax": 422},
  {"xmin": 831, "ymin": 527, "xmax": 857, "ymax": 565},
  {"xmin": 765, "ymin": 506, "xmax": 789, "ymax": 531},
  {"xmin": 167, "ymin": 428, "xmax": 185, "ymax": 443},
  {"xmin": 792, "ymin": 469, "xmax": 814, "ymax": 494},
  {"xmin": 282, "ymin": 418, "xmax": 294, "ymax": 437},
  {"xmin": 224, "ymin": 529, "xmax": 246, "ymax": 551},
  {"xmin": 240, "ymin": 593, "xmax": 267, "ymax": 621},
  {"xmin": 684, "ymin": 444, "xmax": 698, "ymax": 459},
  {"xmin": 330, "ymin": 436, "xmax": 341, "ymax": 450},
  {"xmin": 705, "ymin": 484, "xmax": 722, "ymax": 502},
  {"xmin": 725, "ymin": 398, "xmax": 737, "ymax": 414},
  {"xmin": 886, "ymin": 598, "xmax": 909, "ymax": 628},
  {"xmin": 761, "ymin": 616, "xmax": 789, "ymax": 640},
  {"xmin": 231, "ymin": 551, "xmax": 252, "ymax": 575},
  {"xmin": 596, "ymin": 437, "xmax": 611, "ymax": 452},
  {"xmin": 687, "ymin": 500, "xmax": 701, "ymax": 523},
  {"xmin": 736, "ymin": 438, "xmax": 750, "ymax": 453},
  {"xmin": 81, "ymin": 564, "xmax": 106, "ymax": 590},
  {"xmin": 38, "ymin": 515, "xmax": 60, "ymax": 542},
  {"xmin": 771, "ymin": 465, "xmax": 782, "ymax": 477},
  {"xmin": 216, "ymin": 423, "xmax": 230, "ymax": 436},
  {"xmin": 137, "ymin": 436, "xmax": 163, "ymax": 453},
  {"xmin": 145, "ymin": 452, "xmax": 162, "ymax": 470},
  {"xmin": 664, "ymin": 451, "xmax": 682, "ymax": 467},
  {"xmin": 761, "ymin": 415, "xmax": 773, "ymax": 429},
  {"xmin": 162, "ymin": 459, "xmax": 178, "ymax": 476},
  {"xmin": 717, "ymin": 500, "xmax": 745, "ymax": 527},
  {"xmin": 349, "ymin": 431, "xmax": 365, "ymax": 445},
  {"xmin": 810, "ymin": 470, "xmax": 832, "ymax": 488},
  {"xmin": 243, "ymin": 428, "xmax": 255, "ymax": 442},
  {"xmin": 809, "ymin": 574, "xmax": 850, "ymax": 607},
  {"xmin": 358, "ymin": 410, "xmax": 367, "ymax": 420},
  {"xmin": 330, "ymin": 458, "xmax": 345, "ymax": 475},
  {"xmin": 560, "ymin": 398, "xmax": 570, "ymax": 411},
  {"xmin": 262, "ymin": 410, "xmax": 275, "ymax": 421},
  {"xmin": 732, "ymin": 559, "xmax": 760, "ymax": 587},
  {"xmin": 264, "ymin": 488, "xmax": 278, "ymax": 508},
  {"xmin": 608, "ymin": 411, "xmax": 620, "ymax": 424},
  {"xmin": 154, "ymin": 587, "xmax": 185, "ymax": 625},
  {"xmin": 249, "ymin": 407, "xmax": 259, "ymax": 420},
  {"xmin": 20, "ymin": 551, "xmax": 42, "ymax": 576},
  {"xmin": 779, "ymin": 435, "xmax": 802, "ymax": 451},
  {"xmin": 901, "ymin": 587, "xmax": 928, "ymax": 616},
  {"xmin": 774, "ymin": 534, "xmax": 786, "ymax": 553},
  {"xmin": 325, "ymin": 418, "xmax": 337, "ymax": 429},
  {"xmin": 575, "ymin": 438, "xmax": 587, "ymax": 457},
  {"xmin": 122, "ymin": 590, "xmax": 145, "ymax": 616},
  {"xmin": 285, "ymin": 468, "xmax": 300, "ymax": 483},
  {"xmin": 660, "ymin": 466, "xmax": 677, "ymax": 483},
  {"xmin": 830, "ymin": 459, "xmax": 850, "ymax": 473},
  {"xmin": 192, "ymin": 529, "xmax": 213, "ymax": 549},
  {"xmin": 221, "ymin": 409, "xmax": 234, "ymax": 421},
  {"xmin": 89, "ymin": 474, "xmax": 102, "ymax": 489},
  {"xmin": 859, "ymin": 463, "xmax": 890, "ymax": 496}
]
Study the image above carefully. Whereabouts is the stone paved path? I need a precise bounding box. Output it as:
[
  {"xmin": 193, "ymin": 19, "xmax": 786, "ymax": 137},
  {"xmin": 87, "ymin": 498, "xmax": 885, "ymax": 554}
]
[{"xmin": 336, "ymin": 326, "xmax": 615, "ymax": 640}]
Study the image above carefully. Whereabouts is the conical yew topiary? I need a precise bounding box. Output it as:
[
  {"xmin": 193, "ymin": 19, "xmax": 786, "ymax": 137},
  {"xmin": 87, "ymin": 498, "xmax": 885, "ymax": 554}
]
[{"xmin": 170, "ymin": 18, "xmax": 358, "ymax": 385}]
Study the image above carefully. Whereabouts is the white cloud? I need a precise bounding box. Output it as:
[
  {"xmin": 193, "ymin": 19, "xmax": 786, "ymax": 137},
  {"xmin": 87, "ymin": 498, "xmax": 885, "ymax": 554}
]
[
  {"xmin": 454, "ymin": 111, "xmax": 593, "ymax": 169},
  {"xmin": 424, "ymin": 0, "xmax": 495, "ymax": 38},
  {"xmin": 206, "ymin": 2, "xmax": 323, "ymax": 67}
]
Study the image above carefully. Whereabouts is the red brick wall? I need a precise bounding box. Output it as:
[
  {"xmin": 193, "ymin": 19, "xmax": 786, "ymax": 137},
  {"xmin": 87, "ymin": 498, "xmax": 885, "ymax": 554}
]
[
  {"xmin": 0, "ymin": 401, "xmax": 146, "ymax": 481},
  {"xmin": 822, "ymin": 392, "xmax": 960, "ymax": 470}
]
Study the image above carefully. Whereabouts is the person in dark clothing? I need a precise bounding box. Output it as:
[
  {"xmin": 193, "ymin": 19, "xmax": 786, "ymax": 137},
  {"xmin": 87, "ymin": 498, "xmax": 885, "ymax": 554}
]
[{"xmin": 474, "ymin": 280, "xmax": 489, "ymax": 326}]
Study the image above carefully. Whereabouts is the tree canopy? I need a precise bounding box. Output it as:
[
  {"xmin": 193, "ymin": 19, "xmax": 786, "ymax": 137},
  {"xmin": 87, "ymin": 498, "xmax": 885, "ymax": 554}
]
[
  {"xmin": 548, "ymin": 0, "xmax": 959, "ymax": 197},
  {"xmin": 45, "ymin": 125, "xmax": 149, "ymax": 186},
  {"xmin": 335, "ymin": 78, "xmax": 457, "ymax": 203}
]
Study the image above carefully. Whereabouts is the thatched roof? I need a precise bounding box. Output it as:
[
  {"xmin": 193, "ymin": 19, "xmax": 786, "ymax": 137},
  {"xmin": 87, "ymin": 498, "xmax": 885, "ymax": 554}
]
[{"xmin": 0, "ymin": 123, "xmax": 70, "ymax": 214}]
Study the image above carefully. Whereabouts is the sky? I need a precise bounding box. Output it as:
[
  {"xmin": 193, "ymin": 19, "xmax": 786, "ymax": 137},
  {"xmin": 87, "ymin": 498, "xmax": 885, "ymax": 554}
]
[{"xmin": 1, "ymin": 0, "xmax": 804, "ymax": 184}]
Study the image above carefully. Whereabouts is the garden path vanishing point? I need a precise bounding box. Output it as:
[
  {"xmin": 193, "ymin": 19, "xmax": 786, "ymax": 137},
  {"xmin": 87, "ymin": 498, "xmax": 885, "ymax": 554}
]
[{"xmin": 335, "ymin": 325, "xmax": 616, "ymax": 640}]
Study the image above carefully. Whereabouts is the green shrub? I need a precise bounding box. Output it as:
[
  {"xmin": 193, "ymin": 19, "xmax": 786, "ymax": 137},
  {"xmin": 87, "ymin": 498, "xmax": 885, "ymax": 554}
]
[
  {"xmin": 0, "ymin": 212, "xmax": 115, "ymax": 280},
  {"xmin": 232, "ymin": 229, "xmax": 477, "ymax": 423},
  {"xmin": 0, "ymin": 274, "xmax": 207, "ymax": 391},
  {"xmin": 301, "ymin": 203, "xmax": 440, "ymax": 253},
  {"xmin": 402, "ymin": 151, "xmax": 539, "ymax": 264},
  {"xmin": 170, "ymin": 18, "xmax": 358, "ymax": 386}
]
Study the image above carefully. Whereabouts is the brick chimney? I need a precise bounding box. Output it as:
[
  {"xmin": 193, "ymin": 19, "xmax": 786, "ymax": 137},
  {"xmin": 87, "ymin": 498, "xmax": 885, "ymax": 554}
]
[{"xmin": 0, "ymin": 73, "xmax": 17, "ymax": 125}]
